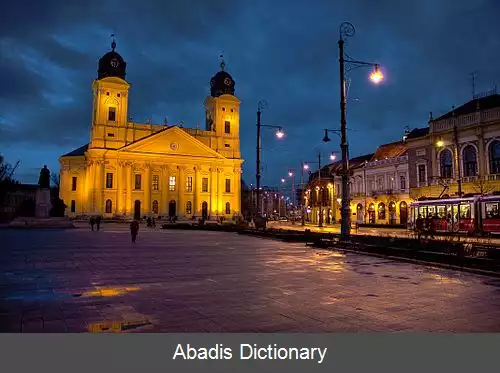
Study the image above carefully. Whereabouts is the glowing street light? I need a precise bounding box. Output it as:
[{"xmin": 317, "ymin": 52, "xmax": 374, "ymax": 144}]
[
  {"xmin": 281, "ymin": 178, "xmax": 286, "ymax": 183},
  {"xmin": 288, "ymin": 171, "xmax": 294, "ymax": 177},
  {"xmin": 330, "ymin": 152, "xmax": 337, "ymax": 161},
  {"xmin": 303, "ymin": 163, "xmax": 310, "ymax": 170},
  {"xmin": 369, "ymin": 65, "xmax": 384, "ymax": 84},
  {"xmin": 436, "ymin": 140, "xmax": 444, "ymax": 147},
  {"xmin": 275, "ymin": 127, "xmax": 285, "ymax": 139}
]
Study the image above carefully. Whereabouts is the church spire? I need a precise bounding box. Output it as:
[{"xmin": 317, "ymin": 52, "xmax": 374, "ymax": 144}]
[
  {"xmin": 220, "ymin": 53, "xmax": 225, "ymax": 71},
  {"xmin": 111, "ymin": 33, "xmax": 116, "ymax": 51}
]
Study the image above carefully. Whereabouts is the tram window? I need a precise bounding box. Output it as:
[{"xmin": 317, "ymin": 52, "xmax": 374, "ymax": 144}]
[
  {"xmin": 419, "ymin": 206, "xmax": 427, "ymax": 218},
  {"xmin": 436, "ymin": 205, "xmax": 446, "ymax": 218},
  {"xmin": 460, "ymin": 204, "xmax": 471, "ymax": 219},
  {"xmin": 485, "ymin": 203, "xmax": 499, "ymax": 219},
  {"xmin": 428, "ymin": 206, "xmax": 436, "ymax": 217}
]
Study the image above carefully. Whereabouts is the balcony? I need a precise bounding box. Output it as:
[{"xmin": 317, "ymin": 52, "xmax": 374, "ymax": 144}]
[
  {"xmin": 487, "ymin": 174, "xmax": 500, "ymax": 181},
  {"xmin": 365, "ymin": 155, "xmax": 408, "ymax": 168},
  {"xmin": 463, "ymin": 176, "xmax": 478, "ymax": 183},
  {"xmin": 431, "ymin": 108, "xmax": 500, "ymax": 133}
]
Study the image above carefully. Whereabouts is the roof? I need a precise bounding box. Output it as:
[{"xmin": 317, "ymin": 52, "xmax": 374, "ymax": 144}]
[
  {"xmin": 434, "ymin": 94, "xmax": 500, "ymax": 121},
  {"xmin": 370, "ymin": 141, "xmax": 407, "ymax": 161},
  {"xmin": 62, "ymin": 144, "xmax": 88, "ymax": 157},
  {"xmin": 406, "ymin": 127, "xmax": 429, "ymax": 139},
  {"xmin": 309, "ymin": 153, "xmax": 374, "ymax": 180}
]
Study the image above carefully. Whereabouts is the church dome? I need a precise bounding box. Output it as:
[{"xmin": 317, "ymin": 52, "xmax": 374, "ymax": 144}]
[
  {"xmin": 210, "ymin": 57, "xmax": 235, "ymax": 97},
  {"xmin": 97, "ymin": 37, "xmax": 127, "ymax": 80}
]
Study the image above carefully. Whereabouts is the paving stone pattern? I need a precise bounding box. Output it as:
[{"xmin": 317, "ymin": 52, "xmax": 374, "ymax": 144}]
[{"xmin": 1, "ymin": 225, "xmax": 500, "ymax": 332}]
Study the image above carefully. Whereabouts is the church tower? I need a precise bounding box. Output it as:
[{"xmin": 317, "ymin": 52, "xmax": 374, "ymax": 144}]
[
  {"xmin": 204, "ymin": 56, "xmax": 241, "ymax": 159},
  {"xmin": 89, "ymin": 36, "xmax": 131, "ymax": 149}
]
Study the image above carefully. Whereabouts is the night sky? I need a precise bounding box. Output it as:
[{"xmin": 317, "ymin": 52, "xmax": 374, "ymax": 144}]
[{"xmin": 1, "ymin": 0, "xmax": 500, "ymax": 193}]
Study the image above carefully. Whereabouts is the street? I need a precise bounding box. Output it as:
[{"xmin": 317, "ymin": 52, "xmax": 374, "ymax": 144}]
[{"xmin": 1, "ymin": 224, "xmax": 499, "ymax": 332}]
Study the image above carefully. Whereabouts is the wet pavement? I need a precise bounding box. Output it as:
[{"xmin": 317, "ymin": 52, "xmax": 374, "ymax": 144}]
[{"xmin": 1, "ymin": 224, "xmax": 500, "ymax": 333}]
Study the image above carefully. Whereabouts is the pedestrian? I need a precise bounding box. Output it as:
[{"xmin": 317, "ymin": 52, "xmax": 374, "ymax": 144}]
[
  {"xmin": 90, "ymin": 217, "xmax": 95, "ymax": 231},
  {"xmin": 152, "ymin": 217, "xmax": 156, "ymax": 228},
  {"xmin": 130, "ymin": 220, "xmax": 139, "ymax": 243},
  {"xmin": 96, "ymin": 215, "xmax": 101, "ymax": 231},
  {"xmin": 415, "ymin": 214, "xmax": 423, "ymax": 240}
]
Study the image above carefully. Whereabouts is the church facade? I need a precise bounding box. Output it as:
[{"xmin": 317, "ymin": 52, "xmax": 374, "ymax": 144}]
[{"xmin": 59, "ymin": 40, "xmax": 243, "ymax": 220}]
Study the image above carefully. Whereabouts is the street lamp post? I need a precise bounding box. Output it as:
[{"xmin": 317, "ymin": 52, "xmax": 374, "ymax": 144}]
[
  {"xmin": 288, "ymin": 170, "xmax": 295, "ymax": 223},
  {"xmin": 256, "ymin": 101, "xmax": 284, "ymax": 216},
  {"xmin": 336, "ymin": 21, "xmax": 384, "ymax": 240}
]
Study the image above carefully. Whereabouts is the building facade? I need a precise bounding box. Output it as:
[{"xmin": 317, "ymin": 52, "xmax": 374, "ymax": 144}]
[
  {"xmin": 407, "ymin": 91, "xmax": 500, "ymax": 200},
  {"xmin": 59, "ymin": 40, "xmax": 243, "ymax": 219},
  {"xmin": 349, "ymin": 141, "xmax": 411, "ymax": 226}
]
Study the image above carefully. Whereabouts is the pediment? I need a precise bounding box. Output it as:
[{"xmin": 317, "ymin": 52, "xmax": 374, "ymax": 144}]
[{"xmin": 118, "ymin": 126, "xmax": 225, "ymax": 159}]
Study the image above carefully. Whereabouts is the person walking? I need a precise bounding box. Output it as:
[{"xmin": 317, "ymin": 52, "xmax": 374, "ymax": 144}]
[
  {"xmin": 90, "ymin": 217, "xmax": 95, "ymax": 231},
  {"xmin": 130, "ymin": 220, "xmax": 139, "ymax": 243},
  {"xmin": 96, "ymin": 215, "xmax": 101, "ymax": 231}
]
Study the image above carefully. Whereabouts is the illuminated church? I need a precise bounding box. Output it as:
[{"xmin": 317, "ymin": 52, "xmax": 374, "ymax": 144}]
[{"xmin": 59, "ymin": 38, "xmax": 243, "ymax": 220}]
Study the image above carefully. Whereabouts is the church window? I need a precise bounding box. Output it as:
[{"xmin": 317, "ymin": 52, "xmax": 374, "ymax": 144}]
[
  {"xmin": 169, "ymin": 176, "xmax": 176, "ymax": 191},
  {"xmin": 106, "ymin": 173, "xmax": 113, "ymax": 189},
  {"xmin": 202, "ymin": 177, "xmax": 209, "ymax": 192},
  {"xmin": 230, "ymin": 109, "xmax": 234, "ymax": 112},
  {"xmin": 107, "ymin": 133, "xmax": 115, "ymax": 137},
  {"xmin": 152, "ymin": 200, "xmax": 159, "ymax": 214},
  {"xmin": 108, "ymin": 107, "xmax": 116, "ymax": 121},
  {"xmin": 106, "ymin": 92, "xmax": 110, "ymax": 96},
  {"xmin": 222, "ymin": 107, "xmax": 226, "ymax": 111},
  {"xmin": 71, "ymin": 200, "xmax": 76, "ymax": 212},
  {"xmin": 72, "ymin": 177, "xmax": 77, "ymax": 191},
  {"xmin": 224, "ymin": 144, "xmax": 230, "ymax": 148},
  {"xmin": 105, "ymin": 199, "xmax": 112, "ymax": 213},
  {"xmin": 186, "ymin": 176, "xmax": 193, "ymax": 192},
  {"xmin": 117, "ymin": 93, "xmax": 121, "ymax": 97},
  {"xmin": 225, "ymin": 202, "xmax": 231, "ymax": 214},
  {"xmin": 224, "ymin": 121, "xmax": 230, "ymax": 134},
  {"xmin": 186, "ymin": 201, "xmax": 192, "ymax": 214},
  {"xmin": 225, "ymin": 178, "xmax": 231, "ymax": 193},
  {"xmin": 152, "ymin": 175, "xmax": 159, "ymax": 191},
  {"xmin": 135, "ymin": 174, "xmax": 142, "ymax": 190}
]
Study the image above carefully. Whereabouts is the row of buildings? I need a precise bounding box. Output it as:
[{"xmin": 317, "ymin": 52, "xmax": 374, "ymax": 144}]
[{"xmin": 303, "ymin": 89, "xmax": 500, "ymax": 226}]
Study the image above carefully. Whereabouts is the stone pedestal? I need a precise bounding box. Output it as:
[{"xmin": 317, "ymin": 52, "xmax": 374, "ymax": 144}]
[{"xmin": 35, "ymin": 188, "xmax": 51, "ymax": 218}]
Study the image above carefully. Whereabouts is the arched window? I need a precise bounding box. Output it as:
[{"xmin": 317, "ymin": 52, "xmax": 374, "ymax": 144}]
[
  {"xmin": 105, "ymin": 199, "xmax": 112, "ymax": 213},
  {"xmin": 462, "ymin": 145, "xmax": 477, "ymax": 177},
  {"xmin": 152, "ymin": 200, "xmax": 159, "ymax": 214},
  {"xmin": 489, "ymin": 140, "xmax": 500, "ymax": 174},
  {"xmin": 186, "ymin": 201, "xmax": 192, "ymax": 214},
  {"xmin": 225, "ymin": 202, "xmax": 231, "ymax": 214},
  {"xmin": 378, "ymin": 202, "xmax": 386, "ymax": 220},
  {"xmin": 439, "ymin": 149, "xmax": 453, "ymax": 179}
]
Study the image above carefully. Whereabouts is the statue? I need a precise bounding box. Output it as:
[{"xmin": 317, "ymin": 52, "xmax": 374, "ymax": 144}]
[{"xmin": 38, "ymin": 165, "xmax": 51, "ymax": 189}]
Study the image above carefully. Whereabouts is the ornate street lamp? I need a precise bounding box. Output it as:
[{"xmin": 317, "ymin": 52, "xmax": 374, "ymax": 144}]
[{"xmin": 335, "ymin": 21, "xmax": 384, "ymax": 240}]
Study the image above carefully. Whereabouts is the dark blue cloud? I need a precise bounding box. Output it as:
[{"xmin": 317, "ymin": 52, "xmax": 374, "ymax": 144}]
[{"xmin": 1, "ymin": 0, "xmax": 499, "ymax": 192}]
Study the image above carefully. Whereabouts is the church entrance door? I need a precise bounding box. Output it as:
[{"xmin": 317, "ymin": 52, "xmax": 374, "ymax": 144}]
[
  {"xmin": 134, "ymin": 200, "xmax": 141, "ymax": 220},
  {"xmin": 201, "ymin": 201, "xmax": 208, "ymax": 220},
  {"xmin": 169, "ymin": 200, "xmax": 176, "ymax": 218}
]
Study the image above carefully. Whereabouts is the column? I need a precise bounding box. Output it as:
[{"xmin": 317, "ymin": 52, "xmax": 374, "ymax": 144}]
[
  {"xmin": 209, "ymin": 167, "xmax": 217, "ymax": 217},
  {"xmin": 178, "ymin": 166, "xmax": 185, "ymax": 218},
  {"xmin": 217, "ymin": 167, "xmax": 223, "ymax": 215},
  {"xmin": 477, "ymin": 129, "xmax": 486, "ymax": 177},
  {"xmin": 95, "ymin": 161, "xmax": 104, "ymax": 213},
  {"xmin": 160, "ymin": 165, "xmax": 167, "ymax": 215},
  {"xmin": 115, "ymin": 162, "xmax": 122, "ymax": 215},
  {"xmin": 193, "ymin": 166, "xmax": 199, "ymax": 217},
  {"xmin": 86, "ymin": 161, "xmax": 94, "ymax": 212},
  {"xmin": 126, "ymin": 163, "xmax": 132, "ymax": 215},
  {"xmin": 234, "ymin": 167, "xmax": 241, "ymax": 215},
  {"xmin": 144, "ymin": 163, "xmax": 151, "ymax": 214}
]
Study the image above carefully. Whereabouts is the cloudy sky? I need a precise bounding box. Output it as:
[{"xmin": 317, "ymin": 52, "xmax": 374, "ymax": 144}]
[{"xmin": 1, "ymin": 0, "xmax": 500, "ymax": 192}]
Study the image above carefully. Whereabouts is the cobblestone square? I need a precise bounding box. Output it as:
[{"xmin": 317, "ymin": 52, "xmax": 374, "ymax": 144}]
[{"xmin": 1, "ymin": 225, "xmax": 500, "ymax": 332}]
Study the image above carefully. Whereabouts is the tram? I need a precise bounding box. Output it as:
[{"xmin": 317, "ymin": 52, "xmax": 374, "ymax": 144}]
[{"xmin": 409, "ymin": 195, "xmax": 500, "ymax": 235}]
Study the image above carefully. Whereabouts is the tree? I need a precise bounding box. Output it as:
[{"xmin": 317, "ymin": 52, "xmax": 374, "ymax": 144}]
[
  {"xmin": 0, "ymin": 156, "xmax": 19, "ymax": 206},
  {"xmin": 472, "ymin": 176, "xmax": 496, "ymax": 196}
]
